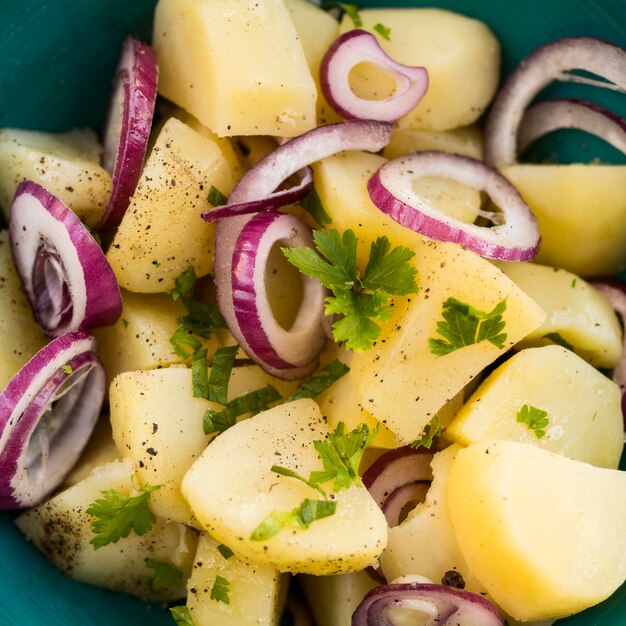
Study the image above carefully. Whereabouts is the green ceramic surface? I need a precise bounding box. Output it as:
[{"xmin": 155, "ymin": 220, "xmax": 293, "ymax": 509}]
[{"xmin": 0, "ymin": 1, "xmax": 624, "ymax": 624}]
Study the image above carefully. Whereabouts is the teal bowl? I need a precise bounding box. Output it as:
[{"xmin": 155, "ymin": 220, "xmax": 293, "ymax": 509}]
[{"xmin": 0, "ymin": 1, "xmax": 624, "ymax": 625}]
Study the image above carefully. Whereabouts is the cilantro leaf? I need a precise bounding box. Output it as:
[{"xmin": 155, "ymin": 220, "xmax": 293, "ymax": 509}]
[
  {"xmin": 428, "ymin": 297, "xmax": 508, "ymax": 356},
  {"xmin": 192, "ymin": 349, "xmax": 209, "ymax": 399},
  {"xmin": 210, "ymin": 575, "xmax": 231, "ymax": 604},
  {"xmin": 142, "ymin": 559, "xmax": 182, "ymax": 594},
  {"xmin": 301, "ymin": 187, "xmax": 332, "ymax": 227},
  {"xmin": 410, "ymin": 416, "xmax": 442, "ymax": 449},
  {"xmin": 287, "ymin": 359, "xmax": 350, "ymax": 402},
  {"xmin": 207, "ymin": 345, "xmax": 239, "ymax": 405},
  {"xmin": 217, "ymin": 544, "xmax": 234, "ymax": 560},
  {"xmin": 86, "ymin": 480, "xmax": 161, "ymax": 549},
  {"xmin": 362, "ymin": 237, "xmax": 417, "ymax": 295},
  {"xmin": 517, "ymin": 404, "xmax": 549, "ymax": 439},
  {"xmin": 207, "ymin": 185, "xmax": 228, "ymax": 207},
  {"xmin": 543, "ymin": 332, "xmax": 574, "ymax": 352},
  {"xmin": 170, "ymin": 606, "xmax": 195, "ymax": 626},
  {"xmin": 373, "ymin": 23, "xmax": 391, "ymax": 40},
  {"xmin": 250, "ymin": 498, "xmax": 337, "ymax": 541},
  {"xmin": 203, "ymin": 385, "xmax": 282, "ymax": 434}
]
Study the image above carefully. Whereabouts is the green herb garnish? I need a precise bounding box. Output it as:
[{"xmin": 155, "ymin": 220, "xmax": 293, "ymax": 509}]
[
  {"xmin": 410, "ymin": 415, "xmax": 442, "ymax": 449},
  {"xmin": 170, "ymin": 606, "xmax": 195, "ymax": 626},
  {"xmin": 192, "ymin": 348, "xmax": 210, "ymax": 399},
  {"xmin": 287, "ymin": 359, "xmax": 349, "ymax": 402},
  {"xmin": 542, "ymin": 332, "xmax": 574, "ymax": 352},
  {"xmin": 210, "ymin": 575, "xmax": 231, "ymax": 604},
  {"xmin": 373, "ymin": 23, "xmax": 391, "ymax": 40},
  {"xmin": 283, "ymin": 229, "xmax": 418, "ymax": 351},
  {"xmin": 60, "ymin": 364, "xmax": 73, "ymax": 375},
  {"xmin": 142, "ymin": 560, "xmax": 182, "ymax": 594},
  {"xmin": 86, "ymin": 479, "xmax": 162, "ymax": 549},
  {"xmin": 217, "ymin": 544, "xmax": 234, "ymax": 560},
  {"xmin": 207, "ymin": 345, "xmax": 239, "ymax": 405},
  {"xmin": 517, "ymin": 404, "xmax": 549, "ymax": 439},
  {"xmin": 322, "ymin": 2, "xmax": 362, "ymax": 26},
  {"xmin": 301, "ymin": 187, "xmax": 332, "ymax": 227},
  {"xmin": 170, "ymin": 327, "xmax": 203, "ymax": 360},
  {"xmin": 428, "ymin": 297, "xmax": 508, "ymax": 356},
  {"xmin": 207, "ymin": 185, "xmax": 228, "ymax": 207}
]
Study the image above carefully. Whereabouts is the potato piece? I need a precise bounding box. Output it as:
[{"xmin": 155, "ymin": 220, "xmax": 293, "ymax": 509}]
[
  {"xmin": 106, "ymin": 117, "xmax": 239, "ymax": 292},
  {"xmin": 110, "ymin": 365, "xmax": 298, "ymax": 527},
  {"xmin": 446, "ymin": 346, "xmax": 623, "ymax": 469},
  {"xmin": 92, "ymin": 289, "xmax": 220, "ymax": 384},
  {"xmin": 502, "ymin": 164, "xmax": 626, "ymax": 277},
  {"xmin": 16, "ymin": 458, "xmax": 197, "ymax": 601},
  {"xmin": 448, "ymin": 441, "xmax": 626, "ymax": 621},
  {"xmin": 187, "ymin": 534, "xmax": 284, "ymax": 626},
  {"xmin": 0, "ymin": 230, "xmax": 47, "ymax": 391},
  {"xmin": 153, "ymin": 0, "xmax": 316, "ymax": 137},
  {"xmin": 0, "ymin": 128, "xmax": 110, "ymax": 226},
  {"xmin": 383, "ymin": 126, "xmax": 484, "ymax": 161},
  {"xmin": 378, "ymin": 445, "xmax": 487, "ymax": 595},
  {"xmin": 182, "ymin": 399, "xmax": 387, "ymax": 574},
  {"xmin": 495, "ymin": 261, "xmax": 622, "ymax": 368},
  {"xmin": 340, "ymin": 9, "xmax": 500, "ymax": 130}
]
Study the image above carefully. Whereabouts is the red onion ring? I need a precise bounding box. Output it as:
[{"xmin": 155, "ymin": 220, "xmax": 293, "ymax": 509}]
[
  {"xmin": 518, "ymin": 98, "xmax": 626, "ymax": 156},
  {"xmin": 485, "ymin": 37, "xmax": 626, "ymax": 167},
  {"xmin": 99, "ymin": 36, "xmax": 158, "ymax": 230},
  {"xmin": 0, "ymin": 331, "xmax": 105, "ymax": 508},
  {"xmin": 381, "ymin": 482, "xmax": 431, "ymax": 528},
  {"xmin": 320, "ymin": 29, "xmax": 428, "ymax": 122},
  {"xmin": 9, "ymin": 181, "xmax": 122, "ymax": 337},
  {"xmin": 214, "ymin": 120, "xmax": 393, "ymax": 378},
  {"xmin": 352, "ymin": 582, "xmax": 504, "ymax": 626},
  {"xmin": 367, "ymin": 151, "xmax": 540, "ymax": 261}
]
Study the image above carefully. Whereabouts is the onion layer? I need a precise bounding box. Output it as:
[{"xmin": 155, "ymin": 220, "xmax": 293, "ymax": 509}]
[
  {"xmin": 352, "ymin": 583, "xmax": 504, "ymax": 626},
  {"xmin": 99, "ymin": 36, "xmax": 158, "ymax": 230},
  {"xmin": 367, "ymin": 151, "xmax": 540, "ymax": 261},
  {"xmin": 485, "ymin": 37, "xmax": 626, "ymax": 167},
  {"xmin": 9, "ymin": 180, "xmax": 122, "ymax": 337},
  {"xmin": 320, "ymin": 29, "xmax": 428, "ymax": 122},
  {"xmin": 0, "ymin": 331, "xmax": 105, "ymax": 508}
]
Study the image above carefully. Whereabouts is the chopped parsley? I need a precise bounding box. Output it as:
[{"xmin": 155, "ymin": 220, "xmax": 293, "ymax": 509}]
[
  {"xmin": 542, "ymin": 332, "xmax": 574, "ymax": 352},
  {"xmin": 217, "ymin": 544, "xmax": 234, "ymax": 560},
  {"xmin": 59, "ymin": 364, "xmax": 73, "ymax": 375},
  {"xmin": 373, "ymin": 23, "xmax": 391, "ymax": 40},
  {"xmin": 283, "ymin": 229, "xmax": 418, "ymax": 351},
  {"xmin": 287, "ymin": 359, "xmax": 350, "ymax": 402},
  {"xmin": 517, "ymin": 404, "xmax": 549, "ymax": 439},
  {"xmin": 428, "ymin": 297, "xmax": 508, "ymax": 356},
  {"xmin": 170, "ymin": 327, "xmax": 203, "ymax": 360},
  {"xmin": 192, "ymin": 349, "xmax": 210, "ymax": 399},
  {"xmin": 301, "ymin": 187, "xmax": 332, "ymax": 227},
  {"xmin": 207, "ymin": 185, "xmax": 228, "ymax": 207},
  {"xmin": 86, "ymin": 479, "xmax": 161, "ymax": 549},
  {"xmin": 322, "ymin": 2, "xmax": 362, "ymax": 26},
  {"xmin": 170, "ymin": 606, "xmax": 195, "ymax": 626},
  {"xmin": 142, "ymin": 559, "xmax": 182, "ymax": 594},
  {"xmin": 207, "ymin": 345, "xmax": 239, "ymax": 405},
  {"xmin": 410, "ymin": 415, "xmax": 442, "ymax": 449},
  {"xmin": 121, "ymin": 318, "xmax": 129, "ymax": 329},
  {"xmin": 210, "ymin": 575, "xmax": 231, "ymax": 604}
]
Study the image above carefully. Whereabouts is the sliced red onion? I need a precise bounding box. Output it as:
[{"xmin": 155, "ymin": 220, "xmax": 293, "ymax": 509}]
[
  {"xmin": 518, "ymin": 98, "xmax": 626, "ymax": 156},
  {"xmin": 9, "ymin": 180, "xmax": 122, "ymax": 337},
  {"xmin": 352, "ymin": 583, "xmax": 504, "ymax": 626},
  {"xmin": 381, "ymin": 482, "xmax": 430, "ymax": 528},
  {"xmin": 485, "ymin": 37, "xmax": 626, "ymax": 167},
  {"xmin": 367, "ymin": 151, "xmax": 540, "ymax": 261},
  {"xmin": 202, "ymin": 167, "xmax": 313, "ymax": 223},
  {"xmin": 214, "ymin": 121, "xmax": 392, "ymax": 378},
  {"xmin": 320, "ymin": 29, "xmax": 428, "ymax": 122},
  {"xmin": 0, "ymin": 331, "xmax": 105, "ymax": 508},
  {"xmin": 99, "ymin": 36, "xmax": 158, "ymax": 230}
]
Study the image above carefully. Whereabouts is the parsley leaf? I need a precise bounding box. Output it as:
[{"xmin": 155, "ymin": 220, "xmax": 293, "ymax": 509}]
[
  {"xmin": 542, "ymin": 332, "xmax": 574, "ymax": 352},
  {"xmin": 60, "ymin": 364, "xmax": 73, "ymax": 375},
  {"xmin": 207, "ymin": 345, "xmax": 239, "ymax": 405},
  {"xmin": 217, "ymin": 544, "xmax": 234, "ymax": 560},
  {"xmin": 170, "ymin": 606, "xmax": 195, "ymax": 626},
  {"xmin": 203, "ymin": 385, "xmax": 282, "ymax": 434},
  {"xmin": 171, "ymin": 267, "xmax": 197, "ymax": 302},
  {"xmin": 322, "ymin": 2, "xmax": 362, "ymax": 26},
  {"xmin": 192, "ymin": 349, "xmax": 209, "ymax": 399},
  {"xmin": 142, "ymin": 559, "xmax": 182, "ymax": 594},
  {"xmin": 207, "ymin": 185, "xmax": 228, "ymax": 207},
  {"xmin": 170, "ymin": 327, "xmax": 203, "ymax": 360},
  {"xmin": 410, "ymin": 415, "xmax": 442, "ymax": 449},
  {"xmin": 86, "ymin": 480, "xmax": 161, "ymax": 549},
  {"xmin": 283, "ymin": 229, "xmax": 418, "ymax": 351},
  {"xmin": 517, "ymin": 404, "xmax": 549, "ymax": 439},
  {"xmin": 287, "ymin": 359, "xmax": 350, "ymax": 402},
  {"xmin": 428, "ymin": 297, "xmax": 508, "ymax": 356},
  {"xmin": 301, "ymin": 187, "xmax": 332, "ymax": 227},
  {"xmin": 210, "ymin": 575, "xmax": 231, "ymax": 604},
  {"xmin": 373, "ymin": 23, "xmax": 391, "ymax": 40}
]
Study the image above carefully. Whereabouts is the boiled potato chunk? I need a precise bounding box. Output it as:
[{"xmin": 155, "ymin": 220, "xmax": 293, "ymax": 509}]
[
  {"xmin": 0, "ymin": 127, "xmax": 110, "ymax": 226},
  {"xmin": 496, "ymin": 261, "xmax": 622, "ymax": 368},
  {"xmin": 379, "ymin": 445, "xmax": 487, "ymax": 595},
  {"xmin": 154, "ymin": 0, "xmax": 316, "ymax": 137},
  {"xmin": 182, "ymin": 399, "xmax": 387, "ymax": 574},
  {"xmin": 0, "ymin": 230, "xmax": 47, "ymax": 391},
  {"xmin": 110, "ymin": 365, "xmax": 298, "ymax": 527},
  {"xmin": 92, "ymin": 289, "xmax": 219, "ymax": 384},
  {"xmin": 187, "ymin": 534, "xmax": 284, "ymax": 626},
  {"xmin": 16, "ymin": 458, "xmax": 197, "ymax": 601},
  {"xmin": 502, "ymin": 164, "xmax": 626, "ymax": 277},
  {"xmin": 446, "ymin": 346, "xmax": 623, "ymax": 469},
  {"xmin": 351, "ymin": 241, "xmax": 545, "ymax": 443},
  {"xmin": 340, "ymin": 9, "xmax": 500, "ymax": 130},
  {"xmin": 448, "ymin": 441, "xmax": 626, "ymax": 621},
  {"xmin": 106, "ymin": 117, "xmax": 239, "ymax": 292}
]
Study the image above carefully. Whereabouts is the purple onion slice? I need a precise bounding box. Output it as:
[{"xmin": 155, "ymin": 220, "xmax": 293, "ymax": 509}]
[
  {"xmin": 320, "ymin": 29, "xmax": 429, "ymax": 122},
  {"xmin": 214, "ymin": 120, "xmax": 393, "ymax": 378},
  {"xmin": 518, "ymin": 98, "xmax": 626, "ymax": 156},
  {"xmin": 367, "ymin": 151, "xmax": 540, "ymax": 261},
  {"xmin": 485, "ymin": 37, "xmax": 626, "ymax": 167},
  {"xmin": 0, "ymin": 331, "xmax": 105, "ymax": 508},
  {"xmin": 381, "ymin": 481, "xmax": 431, "ymax": 528},
  {"xmin": 352, "ymin": 583, "xmax": 504, "ymax": 626},
  {"xmin": 9, "ymin": 181, "xmax": 122, "ymax": 337},
  {"xmin": 99, "ymin": 36, "xmax": 158, "ymax": 230}
]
